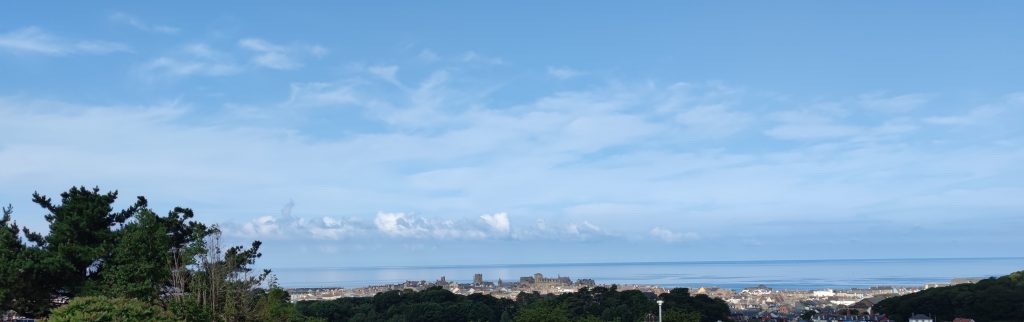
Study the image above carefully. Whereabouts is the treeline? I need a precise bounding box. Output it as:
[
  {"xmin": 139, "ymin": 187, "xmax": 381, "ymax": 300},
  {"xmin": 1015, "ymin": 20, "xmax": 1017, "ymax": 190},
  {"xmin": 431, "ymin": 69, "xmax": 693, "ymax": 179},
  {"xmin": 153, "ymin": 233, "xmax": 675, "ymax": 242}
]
[
  {"xmin": 1, "ymin": 186, "xmax": 731, "ymax": 322},
  {"xmin": 296, "ymin": 286, "xmax": 731, "ymax": 322},
  {"xmin": 873, "ymin": 270, "xmax": 1024, "ymax": 321},
  {"xmin": 0, "ymin": 186, "xmax": 312, "ymax": 321}
]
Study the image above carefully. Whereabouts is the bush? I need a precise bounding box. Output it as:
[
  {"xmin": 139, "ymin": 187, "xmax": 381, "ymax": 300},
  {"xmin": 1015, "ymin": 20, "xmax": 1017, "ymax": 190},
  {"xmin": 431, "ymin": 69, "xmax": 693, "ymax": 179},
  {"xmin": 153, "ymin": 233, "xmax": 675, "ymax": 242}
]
[
  {"xmin": 166, "ymin": 296, "xmax": 214, "ymax": 322},
  {"xmin": 48, "ymin": 296, "xmax": 181, "ymax": 322}
]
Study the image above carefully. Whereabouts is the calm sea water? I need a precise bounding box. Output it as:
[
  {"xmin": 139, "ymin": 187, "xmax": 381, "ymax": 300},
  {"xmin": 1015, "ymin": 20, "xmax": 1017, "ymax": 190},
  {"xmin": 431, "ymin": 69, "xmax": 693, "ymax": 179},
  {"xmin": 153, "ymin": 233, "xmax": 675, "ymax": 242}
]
[{"xmin": 273, "ymin": 257, "xmax": 1024, "ymax": 290}]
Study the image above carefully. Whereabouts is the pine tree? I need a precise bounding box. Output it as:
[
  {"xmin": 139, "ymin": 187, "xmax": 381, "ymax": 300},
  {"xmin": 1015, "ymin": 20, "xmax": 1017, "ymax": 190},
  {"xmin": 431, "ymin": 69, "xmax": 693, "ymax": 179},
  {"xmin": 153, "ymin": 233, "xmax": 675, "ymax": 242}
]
[
  {"xmin": 102, "ymin": 209, "xmax": 172, "ymax": 301},
  {"xmin": 1, "ymin": 205, "xmax": 60, "ymax": 316},
  {"xmin": 0, "ymin": 205, "xmax": 23, "ymax": 309},
  {"xmin": 29, "ymin": 186, "xmax": 147, "ymax": 297}
]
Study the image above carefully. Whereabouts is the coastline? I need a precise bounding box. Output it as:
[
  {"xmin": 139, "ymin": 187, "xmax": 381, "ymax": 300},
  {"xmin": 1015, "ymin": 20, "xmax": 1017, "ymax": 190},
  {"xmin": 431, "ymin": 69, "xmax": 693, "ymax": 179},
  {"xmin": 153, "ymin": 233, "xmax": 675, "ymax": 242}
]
[{"xmin": 271, "ymin": 257, "xmax": 1024, "ymax": 290}]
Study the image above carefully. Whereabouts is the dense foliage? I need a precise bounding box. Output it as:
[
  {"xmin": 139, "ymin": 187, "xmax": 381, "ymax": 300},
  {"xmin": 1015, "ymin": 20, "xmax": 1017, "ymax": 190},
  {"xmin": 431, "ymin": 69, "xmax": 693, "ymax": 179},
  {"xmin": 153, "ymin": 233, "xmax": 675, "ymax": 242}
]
[
  {"xmin": 296, "ymin": 285, "xmax": 730, "ymax": 322},
  {"xmin": 297, "ymin": 287, "xmax": 515, "ymax": 322},
  {"xmin": 48, "ymin": 296, "xmax": 181, "ymax": 322},
  {"xmin": 873, "ymin": 270, "xmax": 1024, "ymax": 321},
  {"xmin": 0, "ymin": 186, "xmax": 309, "ymax": 322},
  {"xmin": 655, "ymin": 288, "xmax": 731, "ymax": 322}
]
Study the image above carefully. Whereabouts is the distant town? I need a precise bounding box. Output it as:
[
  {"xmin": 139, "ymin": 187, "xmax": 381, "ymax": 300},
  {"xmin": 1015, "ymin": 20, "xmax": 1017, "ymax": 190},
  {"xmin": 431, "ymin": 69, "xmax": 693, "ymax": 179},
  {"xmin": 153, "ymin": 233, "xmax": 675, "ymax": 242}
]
[{"xmin": 288, "ymin": 273, "xmax": 985, "ymax": 321}]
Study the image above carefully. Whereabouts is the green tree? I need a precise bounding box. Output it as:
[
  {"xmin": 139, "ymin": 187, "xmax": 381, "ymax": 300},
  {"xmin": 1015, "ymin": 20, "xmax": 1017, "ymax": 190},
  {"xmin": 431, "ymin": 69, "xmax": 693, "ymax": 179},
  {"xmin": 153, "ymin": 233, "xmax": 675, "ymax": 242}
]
[
  {"xmin": 294, "ymin": 286, "xmax": 732, "ymax": 322},
  {"xmin": 513, "ymin": 304, "xmax": 571, "ymax": 322},
  {"xmin": 874, "ymin": 271, "xmax": 1024, "ymax": 321},
  {"xmin": 163, "ymin": 207, "xmax": 209, "ymax": 296},
  {"xmin": 48, "ymin": 296, "xmax": 182, "ymax": 322},
  {"xmin": 0, "ymin": 204, "xmax": 62, "ymax": 316},
  {"xmin": 256, "ymin": 286, "xmax": 317, "ymax": 322},
  {"xmin": 0, "ymin": 205, "xmax": 23, "ymax": 308},
  {"xmin": 167, "ymin": 296, "xmax": 215, "ymax": 322},
  {"xmin": 295, "ymin": 298, "xmax": 356, "ymax": 322},
  {"xmin": 29, "ymin": 186, "xmax": 148, "ymax": 297},
  {"xmin": 101, "ymin": 208, "xmax": 172, "ymax": 301},
  {"xmin": 5, "ymin": 186, "xmax": 291, "ymax": 321},
  {"xmin": 183, "ymin": 227, "xmax": 270, "ymax": 321},
  {"xmin": 663, "ymin": 308, "xmax": 701, "ymax": 322},
  {"xmin": 658, "ymin": 288, "xmax": 731, "ymax": 322}
]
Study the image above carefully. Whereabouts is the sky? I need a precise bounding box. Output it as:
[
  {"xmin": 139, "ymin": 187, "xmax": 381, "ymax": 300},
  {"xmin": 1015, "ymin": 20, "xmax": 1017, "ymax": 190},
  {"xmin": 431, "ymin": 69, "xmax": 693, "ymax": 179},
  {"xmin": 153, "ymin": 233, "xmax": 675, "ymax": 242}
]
[{"xmin": 1, "ymin": 1, "xmax": 1023, "ymax": 269}]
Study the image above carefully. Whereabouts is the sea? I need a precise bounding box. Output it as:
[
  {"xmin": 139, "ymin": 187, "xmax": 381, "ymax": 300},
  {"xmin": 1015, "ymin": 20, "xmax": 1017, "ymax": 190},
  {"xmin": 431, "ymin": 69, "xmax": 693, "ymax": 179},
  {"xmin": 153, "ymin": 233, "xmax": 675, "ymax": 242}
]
[{"xmin": 273, "ymin": 257, "xmax": 1024, "ymax": 290}]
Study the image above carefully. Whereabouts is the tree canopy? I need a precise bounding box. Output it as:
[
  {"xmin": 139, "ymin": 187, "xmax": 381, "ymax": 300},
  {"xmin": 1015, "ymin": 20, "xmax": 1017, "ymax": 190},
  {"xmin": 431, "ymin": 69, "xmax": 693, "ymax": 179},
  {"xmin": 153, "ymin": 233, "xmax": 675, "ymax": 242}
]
[
  {"xmin": 873, "ymin": 270, "xmax": 1024, "ymax": 321},
  {"xmin": 296, "ymin": 285, "xmax": 731, "ymax": 322},
  {"xmin": 0, "ymin": 186, "xmax": 306, "ymax": 322},
  {"xmin": 48, "ymin": 296, "xmax": 182, "ymax": 322}
]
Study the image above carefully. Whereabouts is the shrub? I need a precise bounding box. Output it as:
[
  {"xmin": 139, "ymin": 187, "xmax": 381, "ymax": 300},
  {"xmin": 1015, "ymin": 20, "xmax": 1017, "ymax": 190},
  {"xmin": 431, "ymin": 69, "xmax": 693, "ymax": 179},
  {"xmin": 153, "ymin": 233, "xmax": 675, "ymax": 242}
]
[{"xmin": 48, "ymin": 296, "xmax": 181, "ymax": 322}]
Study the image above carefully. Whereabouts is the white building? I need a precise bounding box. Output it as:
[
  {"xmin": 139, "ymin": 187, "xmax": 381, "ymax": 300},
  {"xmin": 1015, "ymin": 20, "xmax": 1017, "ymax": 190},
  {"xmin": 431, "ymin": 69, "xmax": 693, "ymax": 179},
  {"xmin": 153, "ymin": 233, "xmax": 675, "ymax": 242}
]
[{"xmin": 813, "ymin": 289, "xmax": 835, "ymax": 297}]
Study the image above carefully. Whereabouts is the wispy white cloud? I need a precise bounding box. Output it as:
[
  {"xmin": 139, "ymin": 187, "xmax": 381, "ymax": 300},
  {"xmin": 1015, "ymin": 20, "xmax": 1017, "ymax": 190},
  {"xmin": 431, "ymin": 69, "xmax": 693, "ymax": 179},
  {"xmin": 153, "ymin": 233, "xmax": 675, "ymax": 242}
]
[
  {"xmin": 367, "ymin": 65, "xmax": 400, "ymax": 85},
  {"xmin": 765, "ymin": 109, "xmax": 862, "ymax": 140},
  {"xmin": 75, "ymin": 41, "xmax": 133, "ymax": 54},
  {"xmin": 309, "ymin": 45, "xmax": 328, "ymax": 58},
  {"xmin": 0, "ymin": 27, "xmax": 65, "ymax": 54},
  {"xmin": 547, "ymin": 66, "xmax": 581, "ymax": 79},
  {"xmin": 285, "ymin": 82, "xmax": 359, "ymax": 107},
  {"xmin": 141, "ymin": 39, "xmax": 325, "ymax": 78},
  {"xmin": 675, "ymin": 104, "xmax": 753, "ymax": 137},
  {"xmin": 505, "ymin": 219, "xmax": 612, "ymax": 241},
  {"xmin": 109, "ymin": 12, "xmax": 179, "ymax": 34},
  {"xmin": 183, "ymin": 43, "xmax": 217, "ymax": 58},
  {"xmin": 925, "ymin": 106, "xmax": 1000, "ymax": 126},
  {"xmin": 239, "ymin": 38, "xmax": 326, "ymax": 70},
  {"xmin": 142, "ymin": 57, "xmax": 240, "ymax": 77},
  {"xmin": 650, "ymin": 227, "xmax": 700, "ymax": 243},
  {"xmin": 418, "ymin": 49, "xmax": 439, "ymax": 62},
  {"xmin": 0, "ymin": 27, "xmax": 131, "ymax": 55},
  {"xmin": 239, "ymin": 38, "xmax": 296, "ymax": 69},
  {"xmin": 765, "ymin": 122, "xmax": 861, "ymax": 140},
  {"xmin": 462, "ymin": 51, "xmax": 503, "ymax": 65},
  {"xmin": 140, "ymin": 43, "xmax": 240, "ymax": 77},
  {"xmin": 3, "ymin": 71, "xmax": 1023, "ymax": 261},
  {"xmin": 860, "ymin": 92, "xmax": 931, "ymax": 113},
  {"xmin": 924, "ymin": 93, "xmax": 1023, "ymax": 126}
]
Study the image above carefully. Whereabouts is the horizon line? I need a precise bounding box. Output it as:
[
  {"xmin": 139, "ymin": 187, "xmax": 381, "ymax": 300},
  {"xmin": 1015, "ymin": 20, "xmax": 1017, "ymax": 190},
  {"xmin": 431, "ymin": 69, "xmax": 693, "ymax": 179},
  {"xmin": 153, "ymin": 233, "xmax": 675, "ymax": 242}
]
[{"xmin": 270, "ymin": 256, "xmax": 1024, "ymax": 272}]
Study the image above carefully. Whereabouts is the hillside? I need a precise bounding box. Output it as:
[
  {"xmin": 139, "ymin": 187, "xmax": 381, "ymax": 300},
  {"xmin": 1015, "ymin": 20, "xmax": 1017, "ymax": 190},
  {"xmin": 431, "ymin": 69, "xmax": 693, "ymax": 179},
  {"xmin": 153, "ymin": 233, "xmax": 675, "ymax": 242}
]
[{"xmin": 873, "ymin": 271, "xmax": 1024, "ymax": 321}]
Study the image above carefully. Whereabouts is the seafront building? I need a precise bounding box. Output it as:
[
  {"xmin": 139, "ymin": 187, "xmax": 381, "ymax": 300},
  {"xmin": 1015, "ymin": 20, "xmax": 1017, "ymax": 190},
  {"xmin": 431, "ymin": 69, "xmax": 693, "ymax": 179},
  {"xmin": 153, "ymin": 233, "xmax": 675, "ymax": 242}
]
[
  {"xmin": 288, "ymin": 274, "xmax": 982, "ymax": 321},
  {"xmin": 290, "ymin": 272, "xmax": 609, "ymax": 301}
]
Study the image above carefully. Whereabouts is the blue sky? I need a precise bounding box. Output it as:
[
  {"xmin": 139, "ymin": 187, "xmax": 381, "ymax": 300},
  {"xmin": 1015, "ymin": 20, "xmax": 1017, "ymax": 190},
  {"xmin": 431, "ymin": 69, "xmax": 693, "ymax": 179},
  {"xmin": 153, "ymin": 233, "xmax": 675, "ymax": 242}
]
[{"xmin": 1, "ymin": 2, "xmax": 1023, "ymax": 268}]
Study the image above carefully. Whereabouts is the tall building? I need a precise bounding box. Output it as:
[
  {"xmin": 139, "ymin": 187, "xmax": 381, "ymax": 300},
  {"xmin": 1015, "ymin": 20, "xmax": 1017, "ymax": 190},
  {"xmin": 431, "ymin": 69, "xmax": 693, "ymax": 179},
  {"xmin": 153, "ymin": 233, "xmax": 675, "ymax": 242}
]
[
  {"xmin": 521, "ymin": 273, "xmax": 572, "ymax": 286},
  {"xmin": 473, "ymin": 273, "xmax": 483, "ymax": 285}
]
